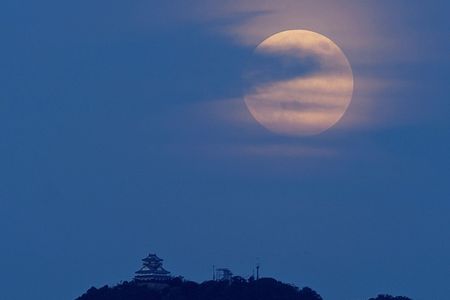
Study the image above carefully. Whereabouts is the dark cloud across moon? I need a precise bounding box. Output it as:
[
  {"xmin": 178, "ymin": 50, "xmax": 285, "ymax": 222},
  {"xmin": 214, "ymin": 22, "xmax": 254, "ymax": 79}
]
[{"xmin": 244, "ymin": 30, "xmax": 354, "ymax": 136}]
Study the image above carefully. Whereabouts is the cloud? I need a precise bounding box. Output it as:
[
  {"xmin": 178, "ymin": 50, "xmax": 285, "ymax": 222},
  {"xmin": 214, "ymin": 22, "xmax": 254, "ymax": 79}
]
[
  {"xmin": 243, "ymin": 30, "xmax": 354, "ymax": 136},
  {"xmin": 245, "ymin": 74, "xmax": 353, "ymax": 136},
  {"xmin": 137, "ymin": 0, "xmax": 439, "ymax": 156},
  {"xmin": 167, "ymin": 0, "xmax": 417, "ymax": 134},
  {"xmin": 196, "ymin": 1, "xmax": 380, "ymax": 52}
]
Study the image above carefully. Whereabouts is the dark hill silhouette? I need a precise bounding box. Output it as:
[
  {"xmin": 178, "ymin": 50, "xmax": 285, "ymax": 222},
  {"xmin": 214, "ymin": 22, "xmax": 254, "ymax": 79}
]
[
  {"xmin": 369, "ymin": 296, "xmax": 412, "ymax": 300},
  {"xmin": 76, "ymin": 277, "xmax": 411, "ymax": 300}
]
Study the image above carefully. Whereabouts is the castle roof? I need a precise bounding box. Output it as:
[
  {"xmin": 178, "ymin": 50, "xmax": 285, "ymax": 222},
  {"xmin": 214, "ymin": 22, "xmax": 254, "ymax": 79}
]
[
  {"xmin": 142, "ymin": 253, "xmax": 163, "ymax": 262},
  {"xmin": 135, "ymin": 266, "xmax": 170, "ymax": 275}
]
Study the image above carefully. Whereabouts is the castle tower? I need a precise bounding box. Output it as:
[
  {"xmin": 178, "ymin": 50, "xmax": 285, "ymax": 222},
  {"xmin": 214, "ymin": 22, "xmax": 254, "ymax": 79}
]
[{"xmin": 134, "ymin": 253, "xmax": 172, "ymax": 282}]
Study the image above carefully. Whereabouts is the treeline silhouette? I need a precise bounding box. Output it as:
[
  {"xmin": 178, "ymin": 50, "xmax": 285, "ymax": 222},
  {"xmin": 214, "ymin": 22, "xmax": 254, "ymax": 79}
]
[
  {"xmin": 369, "ymin": 296, "xmax": 412, "ymax": 300},
  {"xmin": 76, "ymin": 277, "xmax": 411, "ymax": 300}
]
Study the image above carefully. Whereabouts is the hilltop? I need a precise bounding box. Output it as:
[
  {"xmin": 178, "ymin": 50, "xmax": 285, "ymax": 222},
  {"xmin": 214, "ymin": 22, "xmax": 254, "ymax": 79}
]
[{"xmin": 76, "ymin": 277, "xmax": 411, "ymax": 300}]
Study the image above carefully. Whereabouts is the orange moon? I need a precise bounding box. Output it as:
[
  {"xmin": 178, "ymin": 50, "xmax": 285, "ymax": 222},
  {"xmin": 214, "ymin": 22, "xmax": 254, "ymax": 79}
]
[{"xmin": 244, "ymin": 30, "xmax": 354, "ymax": 136}]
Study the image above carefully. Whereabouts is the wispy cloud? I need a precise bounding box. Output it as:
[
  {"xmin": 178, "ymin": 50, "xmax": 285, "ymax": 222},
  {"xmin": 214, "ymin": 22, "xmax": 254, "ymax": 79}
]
[
  {"xmin": 174, "ymin": 1, "xmax": 419, "ymax": 135},
  {"xmin": 245, "ymin": 74, "xmax": 353, "ymax": 135},
  {"xmin": 138, "ymin": 0, "xmax": 437, "ymax": 156}
]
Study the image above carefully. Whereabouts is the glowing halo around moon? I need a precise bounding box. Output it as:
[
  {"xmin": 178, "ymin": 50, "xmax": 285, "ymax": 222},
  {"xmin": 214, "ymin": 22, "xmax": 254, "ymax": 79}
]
[{"xmin": 244, "ymin": 30, "xmax": 354, "ymax": 136}]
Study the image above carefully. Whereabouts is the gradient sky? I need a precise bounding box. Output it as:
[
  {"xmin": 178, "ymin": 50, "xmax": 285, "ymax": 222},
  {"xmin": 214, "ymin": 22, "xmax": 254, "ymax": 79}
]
[{"xmin": 1, "ymin": 1, "xmax": 449, "ymax": 300}]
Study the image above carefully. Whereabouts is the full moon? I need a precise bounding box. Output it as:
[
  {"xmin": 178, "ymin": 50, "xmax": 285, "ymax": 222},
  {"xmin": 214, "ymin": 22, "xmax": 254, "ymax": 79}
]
[{"xmin": 244, "ymin": 30, "xmax": 354, "ymax": 136}]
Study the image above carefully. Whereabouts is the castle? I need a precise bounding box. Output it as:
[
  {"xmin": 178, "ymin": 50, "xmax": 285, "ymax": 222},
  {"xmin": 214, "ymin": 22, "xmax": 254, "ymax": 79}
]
[{"xmin": 134, "ymin": 253, "xmax": 173, "ymax": 285}]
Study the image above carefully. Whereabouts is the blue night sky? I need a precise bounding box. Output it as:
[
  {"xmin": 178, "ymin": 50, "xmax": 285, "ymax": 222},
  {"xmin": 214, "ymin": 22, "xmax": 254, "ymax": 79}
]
[{"xmin": 0, "ymin": 1, "xmax": 449, "ymax": 300}]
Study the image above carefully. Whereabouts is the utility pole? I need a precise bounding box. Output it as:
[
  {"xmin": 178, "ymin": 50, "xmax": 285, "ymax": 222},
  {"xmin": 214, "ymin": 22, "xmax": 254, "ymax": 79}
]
[{"xmin": 256, "ymin": 259, "xmax": 260, "ymax": 280}]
